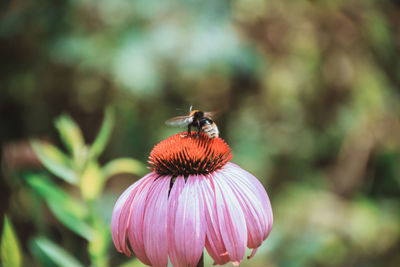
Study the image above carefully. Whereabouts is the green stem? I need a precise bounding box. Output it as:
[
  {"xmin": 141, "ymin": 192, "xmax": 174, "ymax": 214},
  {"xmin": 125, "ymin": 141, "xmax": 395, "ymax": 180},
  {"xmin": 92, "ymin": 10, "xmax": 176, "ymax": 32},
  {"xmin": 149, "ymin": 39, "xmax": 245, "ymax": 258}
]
[{"xmin": 87, "ymin": 201, "xmax": 109, "ymax": 267}]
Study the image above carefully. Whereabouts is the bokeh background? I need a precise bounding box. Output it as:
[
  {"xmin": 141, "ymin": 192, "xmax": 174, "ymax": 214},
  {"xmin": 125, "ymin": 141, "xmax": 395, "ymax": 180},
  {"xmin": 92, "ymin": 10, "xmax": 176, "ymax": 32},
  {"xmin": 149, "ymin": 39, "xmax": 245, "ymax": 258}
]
[{"xmin": 1, "ymin": 0, "xmax": 400, "ymax": 266}]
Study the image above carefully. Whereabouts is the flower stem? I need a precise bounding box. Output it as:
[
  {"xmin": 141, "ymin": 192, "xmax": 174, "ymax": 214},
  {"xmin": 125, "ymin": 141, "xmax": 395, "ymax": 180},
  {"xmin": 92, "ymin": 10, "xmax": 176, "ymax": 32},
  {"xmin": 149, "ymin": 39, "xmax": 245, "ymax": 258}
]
[{"xmin": 196, "ymin": 253, "xmax": 204, "ymax": 267}]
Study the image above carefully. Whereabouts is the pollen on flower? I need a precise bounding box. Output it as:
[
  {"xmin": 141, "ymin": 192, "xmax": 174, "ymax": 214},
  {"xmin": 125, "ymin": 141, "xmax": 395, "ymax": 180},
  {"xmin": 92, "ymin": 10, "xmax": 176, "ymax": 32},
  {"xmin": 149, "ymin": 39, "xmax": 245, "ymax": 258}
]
[{"xmin": 148, "ymin": 132, "xmax": 233, "ymax": 176}]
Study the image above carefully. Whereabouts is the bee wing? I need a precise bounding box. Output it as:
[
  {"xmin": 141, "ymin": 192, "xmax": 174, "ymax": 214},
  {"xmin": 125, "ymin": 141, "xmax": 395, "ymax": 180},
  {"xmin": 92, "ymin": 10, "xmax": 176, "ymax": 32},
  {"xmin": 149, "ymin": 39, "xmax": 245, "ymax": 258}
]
[
  {"xmin": 165, "ymin": 115, "xmax": 193, "ymax": 127},
  {"xmin": 204, "ymin": 111, "xmax": 218, "ymax": 119}
]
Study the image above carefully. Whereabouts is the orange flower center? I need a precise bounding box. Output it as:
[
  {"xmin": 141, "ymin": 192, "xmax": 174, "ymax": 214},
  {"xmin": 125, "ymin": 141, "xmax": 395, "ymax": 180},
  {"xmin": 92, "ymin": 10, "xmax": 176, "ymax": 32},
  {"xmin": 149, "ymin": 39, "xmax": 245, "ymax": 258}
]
[{"xmin": 148, "ymin": 132, "xmax": 232, "ymax": 176}]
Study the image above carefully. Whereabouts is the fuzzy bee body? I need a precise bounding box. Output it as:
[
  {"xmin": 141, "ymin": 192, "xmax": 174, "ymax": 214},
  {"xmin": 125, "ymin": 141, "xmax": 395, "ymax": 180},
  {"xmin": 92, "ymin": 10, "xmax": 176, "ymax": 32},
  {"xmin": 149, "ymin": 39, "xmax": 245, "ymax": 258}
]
[
  {"xmin": 166, "ymin": 107, "xmax": 219, "ymax": 138},
  {"xmin": 199, "ymin": 118, "xmax": 219, "ymax": 138}
]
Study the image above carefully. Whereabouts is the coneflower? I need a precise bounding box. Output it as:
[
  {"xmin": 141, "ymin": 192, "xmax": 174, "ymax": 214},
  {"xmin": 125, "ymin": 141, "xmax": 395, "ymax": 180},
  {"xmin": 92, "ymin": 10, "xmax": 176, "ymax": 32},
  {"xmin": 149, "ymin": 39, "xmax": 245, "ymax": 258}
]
[{"xmin": 111, "ymin": 132, "xmax": 273, "ymax": 267}]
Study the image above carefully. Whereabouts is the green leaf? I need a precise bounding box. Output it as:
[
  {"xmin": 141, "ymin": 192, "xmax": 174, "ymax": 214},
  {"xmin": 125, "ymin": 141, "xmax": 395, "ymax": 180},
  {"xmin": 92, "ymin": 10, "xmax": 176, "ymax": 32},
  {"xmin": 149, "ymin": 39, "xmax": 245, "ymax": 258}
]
[
  {"xmin": 25, "ymin": 174, "xmax": 86, "ymax": 218},
  {"xmin": 31, "ymin": 140, "xmax": 77, "ymax": 184},
  {"xmin": 26, "ymin": 175, "xmax": 92, "ymax": 240},
  {"xmin": 103, "ymin": 158, "xmax": 147, "ymax": 180},
  {"xmin": 55, "ymin": 115, "xmax": 85, "ymax": 160},
  {"xmin": 1, "ymin": 216, "xmax": 22, "ymax": 267},
  {"xmin": 80, "ymin": 162, "xmax": 104, "ymax": 201},
  {"xmin": 34, "ymin": 237, "xmax": 84, "ymax": 267},
  {"xmin": 48, "ymin": 202, "xmax": 93, "ymax": 241},
  {"xmin": 89, "ymin": 107, "xmax": 114, "ymax": 159}
]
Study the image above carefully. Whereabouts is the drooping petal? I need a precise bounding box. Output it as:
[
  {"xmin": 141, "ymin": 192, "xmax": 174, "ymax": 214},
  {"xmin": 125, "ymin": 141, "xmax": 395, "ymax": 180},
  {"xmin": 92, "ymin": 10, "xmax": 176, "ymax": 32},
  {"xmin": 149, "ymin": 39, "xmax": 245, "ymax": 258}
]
[
  {"xmin": 174, "ymin": 175, "xmax": 206, "ymax": 267},
  {"xmin": 225, "ymin": 163, "xmax": 273, "ymax": 237},
  {"xmin": 111, "ymin": 173, "xmax": 155, "ymax": 256},
  {"xmin": 248, "ymin": 248, "xmax": 258, "ymax": 260},
  {"xmin": 201, "ymin": 175, "xmax": 230, "ymax": 265},
  {"xmin": 143, "ymin": 177, "xmax": 171, "ymax": 267},
  {"xmin": 111, "ymin": 180, "xmax": 138, "ymax": 255},
  {"xmin": 212, "ymin": 172, "xmax": 248, "ymax": 265},
  {"xmin": 218, "ymin": 169, "xmax": 266, "ymax": 257},
  {"xmin": 167, "ymin": 176, "xmax": 185, "ymax": 267},
  {"xmin": 128, "ymin": 173, "xmax": 159, "ymax": 266}
]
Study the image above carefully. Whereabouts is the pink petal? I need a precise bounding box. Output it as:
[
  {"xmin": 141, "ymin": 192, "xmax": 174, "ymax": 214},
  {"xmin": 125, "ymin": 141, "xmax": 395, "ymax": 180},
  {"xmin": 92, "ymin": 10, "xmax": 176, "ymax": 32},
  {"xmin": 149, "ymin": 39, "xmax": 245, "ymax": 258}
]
[
  {"xmin": 142, "ymin": 177, "xmax": 171, "ymax": 267},
  {"xmin": 174, "ymin": 175, "xmax": 206, "ymax": 267},
  {"xmin": 201, "ymin": 175, "xmax": 230, "ymax": 265},
  {"xmin": 167, "ymin": 176, "xmax": 186, "ymax": 267},
  {"xmin": 225, "ymin": 163, "xmax": 273, "ymax": 237},
  {"xmin": 111, "ymin": 181, "xmax": 137, "ymax": 255},
  {"xmin": 212, "ymin": 171, "xmax": 248, "ymax": 264},
  {"xmin": 248, "ymin": 248, "xmax": 258, "ymax": 260},
  {"xmin": 111, "ymin": 173, "xmax": 155, "ymax": 256},
  {"xmin": 220, "ymin": 168, "xmax": 267, "ymax": 249},
  {"xmin": 128, "ymin": 173, "xmax": 159, "ymax": 265}
]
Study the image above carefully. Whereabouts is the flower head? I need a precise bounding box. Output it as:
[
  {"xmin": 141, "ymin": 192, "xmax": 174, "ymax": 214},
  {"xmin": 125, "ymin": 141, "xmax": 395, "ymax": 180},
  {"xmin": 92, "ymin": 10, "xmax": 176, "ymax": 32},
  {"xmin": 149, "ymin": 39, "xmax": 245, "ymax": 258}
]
[
  {"xmin": 148, "ymin": 132, "xmax": 232, "ymax": 176},
  {"xmin": 111, "ymin": 132, "xmax": 273, "ymax": 266}
]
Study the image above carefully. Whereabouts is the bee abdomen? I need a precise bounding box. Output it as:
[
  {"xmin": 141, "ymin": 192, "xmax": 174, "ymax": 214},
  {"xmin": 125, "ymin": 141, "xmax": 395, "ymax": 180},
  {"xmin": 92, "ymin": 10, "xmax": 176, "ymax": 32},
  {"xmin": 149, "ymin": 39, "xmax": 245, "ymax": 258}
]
[{"xmin": 202, "ymin": 123, "xmax": 219, "ymax": 138}]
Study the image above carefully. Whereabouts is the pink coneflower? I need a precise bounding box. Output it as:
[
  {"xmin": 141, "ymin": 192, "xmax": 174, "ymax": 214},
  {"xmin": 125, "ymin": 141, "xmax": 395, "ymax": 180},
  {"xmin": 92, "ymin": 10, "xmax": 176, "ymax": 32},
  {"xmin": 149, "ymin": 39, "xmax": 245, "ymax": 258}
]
[{"xmin": 111, "ymin": 132, "xmax": 273, "ymax": 267}]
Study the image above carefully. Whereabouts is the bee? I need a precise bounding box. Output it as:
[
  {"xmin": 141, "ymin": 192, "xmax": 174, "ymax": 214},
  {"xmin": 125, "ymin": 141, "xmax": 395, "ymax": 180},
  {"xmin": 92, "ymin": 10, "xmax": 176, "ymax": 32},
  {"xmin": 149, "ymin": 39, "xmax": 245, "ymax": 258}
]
[{"xmin": 165, "ymin": 106, "xmax": 219, "ymax": 138}]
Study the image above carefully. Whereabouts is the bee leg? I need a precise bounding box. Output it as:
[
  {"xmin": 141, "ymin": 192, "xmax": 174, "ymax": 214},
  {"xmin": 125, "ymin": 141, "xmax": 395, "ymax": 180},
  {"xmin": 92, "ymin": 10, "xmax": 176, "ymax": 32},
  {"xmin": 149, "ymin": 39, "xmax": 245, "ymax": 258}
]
[
  {"xmin": 187, "ymin": 125, "xmax": 191, "ymax": 136},
  {"xmin": 197, "ymin": 126, "xmax": 201, "ymax": 138}
]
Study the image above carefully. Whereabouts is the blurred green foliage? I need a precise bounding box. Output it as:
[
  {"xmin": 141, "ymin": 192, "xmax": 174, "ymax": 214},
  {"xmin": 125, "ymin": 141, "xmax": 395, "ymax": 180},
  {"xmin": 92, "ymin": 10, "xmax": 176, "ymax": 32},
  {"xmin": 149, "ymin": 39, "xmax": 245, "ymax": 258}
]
[
  {"xmin": 33, "ymin": 237, "xmax": 84, "ymax": 267},
  {"xmin": 1, "ymin": 0, "xmax": 400, "ymax": 266},
  {"xmin": 1, "ymin": 216, "xmax": 22, "ymax": 267},
  {"xmin": 1, "ymin": 110, "xmax": 146, "ymax": 266}
]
